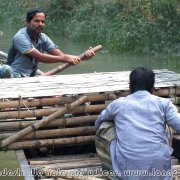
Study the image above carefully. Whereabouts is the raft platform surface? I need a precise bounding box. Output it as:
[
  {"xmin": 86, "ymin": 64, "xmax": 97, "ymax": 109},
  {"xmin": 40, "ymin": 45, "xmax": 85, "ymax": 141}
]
[
  {"xmin": 0, "ymin": 69, "xmax": 180, "ymax": 99},
  {"xmin": 0, "ymin": 69, "xmax": 179, "ymax": 180}
]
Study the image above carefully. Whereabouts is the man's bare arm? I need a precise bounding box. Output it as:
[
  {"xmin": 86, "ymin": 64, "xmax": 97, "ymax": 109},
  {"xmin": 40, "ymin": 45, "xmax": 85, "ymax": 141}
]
[{"xmin": 26, "ymin": 48, "xmax": 81, "ymax": 64}]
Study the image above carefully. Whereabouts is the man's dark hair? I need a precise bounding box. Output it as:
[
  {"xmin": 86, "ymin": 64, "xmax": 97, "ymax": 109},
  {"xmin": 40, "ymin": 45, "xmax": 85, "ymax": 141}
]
[
  {"xmin": 26, "ymin": 9, "xmax": 46, "ymax": 23},
  {"xmin": 129, "ymin": 66, "xmax": 155, "ymax": 93}
]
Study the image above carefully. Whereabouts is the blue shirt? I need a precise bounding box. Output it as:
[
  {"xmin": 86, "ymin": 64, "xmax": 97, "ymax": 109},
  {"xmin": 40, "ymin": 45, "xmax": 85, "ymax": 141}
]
[
  {"xmin": 7, "ymin": 27, "xmax": 58, "ymax": 76},
  {"xmin": 95, "ymin": 91, "xmax": 180, "ymax": 179}
]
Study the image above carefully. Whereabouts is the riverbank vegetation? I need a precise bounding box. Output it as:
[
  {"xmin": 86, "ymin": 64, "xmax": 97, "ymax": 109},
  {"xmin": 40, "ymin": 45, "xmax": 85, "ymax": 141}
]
[{"xmin": 0, "ymin": 0, "xmax": 179, "ymax": 55}]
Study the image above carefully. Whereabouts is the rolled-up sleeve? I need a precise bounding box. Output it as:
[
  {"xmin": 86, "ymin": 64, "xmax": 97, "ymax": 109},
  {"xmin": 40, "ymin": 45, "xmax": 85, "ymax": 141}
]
[{"xmin": 14, "ymin": 34, "xmax": 34, "ymax": 54}]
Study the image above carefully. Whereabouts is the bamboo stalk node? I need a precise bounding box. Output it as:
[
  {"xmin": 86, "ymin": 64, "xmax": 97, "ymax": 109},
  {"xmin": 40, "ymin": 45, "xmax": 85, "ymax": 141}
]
[
  {"xmin": 31, "ymin": 124, "xmax": 37, "ymax": 131},
  {"xmin": 65, "ymin": 104, "xmax": 72, "ymax": 112}
]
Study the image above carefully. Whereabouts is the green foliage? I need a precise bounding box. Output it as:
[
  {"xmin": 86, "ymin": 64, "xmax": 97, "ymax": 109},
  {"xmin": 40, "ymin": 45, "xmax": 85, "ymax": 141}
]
[
  {"xmin": 0, "ymin": 0, "xmax": 51, "ymax": 27},
  {"xmin": 0, "ymin": 0, "xmax": 179, "ymax": 55},
  {"xmin": 58, "ymin": 0, "xmax": 180, "ymax": 55},
  {"xmin": 48, "ymin": 0, "xmax": 180, "ymax": 54}
]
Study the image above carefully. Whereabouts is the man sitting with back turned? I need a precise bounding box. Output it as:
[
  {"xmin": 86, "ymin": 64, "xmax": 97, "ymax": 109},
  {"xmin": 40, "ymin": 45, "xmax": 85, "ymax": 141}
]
[
  {"xmin": 95, "ymin": 66, "xmax": 180, "ymax": 180},
  {"xmin": 0, "ymin": 9, "xmax": 94, "ymax": 78}
]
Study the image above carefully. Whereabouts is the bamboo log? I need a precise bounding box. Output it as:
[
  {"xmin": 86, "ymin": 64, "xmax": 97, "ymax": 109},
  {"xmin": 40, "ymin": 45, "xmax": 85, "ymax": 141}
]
[
  {"xmin": 0, "ymin": 104, "xmax": 107, "ymax": 120},
  {"xmin": 153, "ymin": 87, "xmax": 180, "ymax": 97},
  {"xmin": 0, "ymin": 96, "xmax": 88, "ymax": 149},
  {"xmin": 0, "ymin": 126, "xmax": 96, "ymax": 140},
  {"xmin": 6, "ymin": 135, "xmax": 95, "ymax": 150},
  {"xmin": 0, "ymin": 115, "xmax": 98, "ymax": 130},
  {"xmin": 43, "ymin": 45, "xmax": 103, "ymax": 76},
  {"xmin": 28, "ymin": 153, "xmax": 97, "ymax": 165},
  {"xmin": 0, "ymin": 100, "xmax": 179, "ymax": 121},
  {"xmin": 0, "ymin": 93, "xmax": 116, "ymax": 109}
]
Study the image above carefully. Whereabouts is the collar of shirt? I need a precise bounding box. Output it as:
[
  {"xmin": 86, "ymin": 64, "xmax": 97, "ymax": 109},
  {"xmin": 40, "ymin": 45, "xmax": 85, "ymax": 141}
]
[{"xmin": 132, "ymin": 90, "xmax": 151, "ymax": 97}]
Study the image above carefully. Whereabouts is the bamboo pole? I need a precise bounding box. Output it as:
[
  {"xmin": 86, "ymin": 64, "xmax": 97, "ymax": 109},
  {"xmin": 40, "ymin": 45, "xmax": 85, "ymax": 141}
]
[
  {"xmin": 43, "ymin": 45, "xmax": 103, "ymax": 76},
  {"xmin": 0, "ymin": 104, "xmax": 107, "ymax": 120},
  {"xmin": 0, "ymin": 115, "xmax": 98, "ymax": 130},
  {"xmin": 0, "ymin": 126, "xmax": 96, "ymax": 140},
  {"xmin": 0, "ymin": 96, "xmax": 88, "ymax": 149},
  {"xmin": 0, "ymin": 93, "xmax": 116, "ymax": 109},
  {"xmin": 6, "ymin": 135, "xmax": 95, "ymax": 150},
  {"xmin": 153, "ymin": 87, "xmax": 180, "ymax": 97},
  {"xmin": 0, "ymin": 96, "xmax": 71, "ymax": 109}
]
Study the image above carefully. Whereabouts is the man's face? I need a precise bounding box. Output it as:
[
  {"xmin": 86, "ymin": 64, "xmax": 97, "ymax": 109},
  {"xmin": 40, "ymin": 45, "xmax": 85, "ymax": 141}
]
[{"xmin": 28, "ymin": 12, "xmax": 45, "ymax": 34}]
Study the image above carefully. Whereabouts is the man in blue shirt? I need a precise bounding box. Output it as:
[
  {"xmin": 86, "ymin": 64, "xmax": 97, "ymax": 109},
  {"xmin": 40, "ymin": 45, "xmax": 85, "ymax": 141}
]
[
  {"xmin": 95, "ymin": 66, "xmax": 180, "ymax": 180},
  {"xmin": 0, "ymin": 9, "xmax": 94, "ymax": 78}
]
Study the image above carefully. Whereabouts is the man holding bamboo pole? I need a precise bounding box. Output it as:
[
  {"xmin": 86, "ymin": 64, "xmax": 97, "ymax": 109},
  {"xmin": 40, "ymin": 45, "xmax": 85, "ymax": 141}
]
[
  {"xmin": 95, "ymin": 66, "xmax": 180, "ymax": 180},
  {"xmin": 0, "ymin": 9, "xmax": 95, "ymax": 78}
]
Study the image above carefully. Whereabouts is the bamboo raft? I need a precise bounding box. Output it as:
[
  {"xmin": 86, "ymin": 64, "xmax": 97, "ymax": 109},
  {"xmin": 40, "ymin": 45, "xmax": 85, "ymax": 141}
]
[{"xmin": 0, "ymin": 70, "xmax": 180, "ymax": 179}]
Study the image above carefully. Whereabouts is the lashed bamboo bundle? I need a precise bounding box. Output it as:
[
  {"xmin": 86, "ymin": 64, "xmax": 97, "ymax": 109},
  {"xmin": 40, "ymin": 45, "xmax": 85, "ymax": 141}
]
[
  {"xmin": 0, "ymin": 104, "xmax": 106, "ymax": 120},
  {"xmin": 0, "ymin": 126, "xmax": 96, "ymax": 140},
  {"xmin": 0, "ymin": 87, "xmax": 179, "ymax": 110},
  {"xmin": 0, "ymin": 93, "xmax": 116, "ymax": 109},
  {"xmin": 0, "ymin": 93, "xmax": 179, "ymax": 151},
  {"xmin": 0, "ymin": 96, "xmax": 88, "ymax": 148},
  {"xmin": 0, "ymin": 95, "xmax": 180, "ymax": 121},
  {"xmin": 0, "ymin": 92, "xmax": 108, "ymax": 151},
  {"xmin": 0, "ymin": 88, "xmax": 179, "ymax": 119}
]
